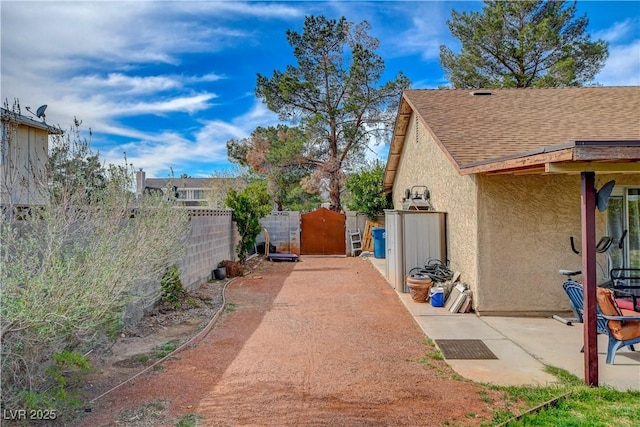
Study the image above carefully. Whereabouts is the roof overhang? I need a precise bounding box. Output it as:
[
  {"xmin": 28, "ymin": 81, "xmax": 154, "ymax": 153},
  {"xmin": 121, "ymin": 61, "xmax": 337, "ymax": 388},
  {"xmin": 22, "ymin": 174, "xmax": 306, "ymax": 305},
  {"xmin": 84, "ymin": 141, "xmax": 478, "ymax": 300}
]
[
  {"xmin": 459, "ymin": 140, "xmax": 640, "ymax": 176},
  {"xmin": 383, "ymin": 95, "xmax": 416, "ymax": 193},
  {"xmin": 383, "ymin": 89, "xmax": 640, "ymax": 194},
  {"xmin": 1, "ymin": 108, "xmax": 63, "ymax": 135},
  {"xmin": 383, "ymin": 111, "xmax": 640, "ymax": 192}
]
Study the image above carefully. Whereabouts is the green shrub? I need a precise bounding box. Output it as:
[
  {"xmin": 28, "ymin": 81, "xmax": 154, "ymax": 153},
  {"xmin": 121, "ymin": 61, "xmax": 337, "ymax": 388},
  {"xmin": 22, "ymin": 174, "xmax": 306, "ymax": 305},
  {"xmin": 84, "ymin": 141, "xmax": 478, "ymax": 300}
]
[
  {"xmin": 161, "ymin": 265, "xmax": 186, "ymax": 309},
  {"xmin": 345, "ymin": 160, "xmax": 392, "ymax": 220},
  {"xmin": 225, "ymin": 181, "xmax": 271, "ymax": 262}
]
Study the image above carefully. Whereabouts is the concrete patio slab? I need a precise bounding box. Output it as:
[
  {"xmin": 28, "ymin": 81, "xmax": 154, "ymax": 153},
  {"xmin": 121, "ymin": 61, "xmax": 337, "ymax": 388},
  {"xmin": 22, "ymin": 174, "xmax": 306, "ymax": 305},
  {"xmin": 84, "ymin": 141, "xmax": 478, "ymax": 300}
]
[{"xmin": 367, "ymin": 255, "xmax": 640, "ymax": 391}]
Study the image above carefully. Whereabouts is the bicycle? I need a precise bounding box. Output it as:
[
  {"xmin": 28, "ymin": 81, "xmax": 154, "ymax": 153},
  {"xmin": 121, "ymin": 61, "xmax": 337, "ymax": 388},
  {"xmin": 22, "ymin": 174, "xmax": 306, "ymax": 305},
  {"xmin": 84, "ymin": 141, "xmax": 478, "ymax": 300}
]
[{"xmin": 557, "ymin": 230, "xmax": 637, "ymax": 327}]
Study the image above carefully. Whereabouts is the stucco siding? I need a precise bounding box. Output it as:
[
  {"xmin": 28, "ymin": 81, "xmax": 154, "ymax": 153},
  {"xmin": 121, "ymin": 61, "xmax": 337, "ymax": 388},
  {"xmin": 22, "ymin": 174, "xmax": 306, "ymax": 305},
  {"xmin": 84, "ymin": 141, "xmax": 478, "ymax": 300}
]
[
  {"xmin": 477, "ymin": 173, "xmax": 640, "ymax": 315},
  {"xmin": 392, "ymin": 113, "xmax": 479, "ymax": 297}
]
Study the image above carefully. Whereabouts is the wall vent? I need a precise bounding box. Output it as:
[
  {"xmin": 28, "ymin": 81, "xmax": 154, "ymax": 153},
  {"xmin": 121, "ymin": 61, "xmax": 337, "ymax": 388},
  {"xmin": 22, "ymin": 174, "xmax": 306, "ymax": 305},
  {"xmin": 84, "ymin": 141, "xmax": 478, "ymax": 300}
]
[{"xmin": 470, "ymin": 90, "xmax": 492, "ymax": 96}]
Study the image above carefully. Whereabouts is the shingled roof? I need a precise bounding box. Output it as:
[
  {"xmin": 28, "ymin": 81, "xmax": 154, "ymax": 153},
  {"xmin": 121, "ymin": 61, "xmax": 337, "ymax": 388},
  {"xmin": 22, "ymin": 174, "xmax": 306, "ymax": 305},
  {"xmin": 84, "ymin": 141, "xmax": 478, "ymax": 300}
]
[{"xmin": 384, "ymin": 87, "xmax": 640, "ymax": 192}]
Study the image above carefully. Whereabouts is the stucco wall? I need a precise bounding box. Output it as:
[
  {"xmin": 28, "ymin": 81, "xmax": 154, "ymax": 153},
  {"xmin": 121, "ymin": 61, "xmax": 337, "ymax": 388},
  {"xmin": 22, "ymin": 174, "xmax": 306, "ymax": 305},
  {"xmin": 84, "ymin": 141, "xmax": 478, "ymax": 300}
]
[
  {"xmin": 477, "ymin": 173, "xmax": 640, "ymax": 316},
  {"xmin": 391, "ymin": 112, "xmax": 640, "ymax": 315},
  {"xmin": 392, "ymin": 113, "xmax": 479, "ymax": 297}
]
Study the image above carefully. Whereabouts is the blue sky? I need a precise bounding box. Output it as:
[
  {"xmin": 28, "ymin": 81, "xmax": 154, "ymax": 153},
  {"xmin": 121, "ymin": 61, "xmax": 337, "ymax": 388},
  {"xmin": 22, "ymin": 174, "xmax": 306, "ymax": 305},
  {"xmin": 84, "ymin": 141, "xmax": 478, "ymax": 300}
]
[{"xmin": 2, "ymin": 1, "xmax": 639, "ymax": 178}]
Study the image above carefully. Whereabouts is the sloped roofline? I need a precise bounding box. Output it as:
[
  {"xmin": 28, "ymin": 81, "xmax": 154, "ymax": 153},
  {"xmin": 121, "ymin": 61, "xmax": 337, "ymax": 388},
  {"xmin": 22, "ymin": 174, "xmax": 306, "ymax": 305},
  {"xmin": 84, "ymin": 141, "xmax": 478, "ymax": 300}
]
[
  {"xmin": 1, "ymin": 107, "xmax": 63, "ymax": 135},
  {"xmin": 383, "ymin": 88, "xmax": 640, "ymax": 193}
]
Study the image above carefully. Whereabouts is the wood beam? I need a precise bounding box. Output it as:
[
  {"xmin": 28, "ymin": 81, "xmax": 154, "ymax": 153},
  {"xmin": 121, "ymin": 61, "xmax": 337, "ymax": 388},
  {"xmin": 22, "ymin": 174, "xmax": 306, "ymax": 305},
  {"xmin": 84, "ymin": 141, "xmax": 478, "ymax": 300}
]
[
  {"xmin": 574, "ymin": 146, "xmax": 640, "ymax": 161},
  {"xmin": 546, "ymin": 162, "xmax": 640, "ymax": 174},
  {"xmin": 460, "ymin": 149, "xmax": 573, "ymax": 175},
  {"xmin": 485, "ymin": 166, "xmax": 546, "ymax": 175},
  {"xmin": 581, "ymin": 171, "xmax": 598, "ymax": 387}
]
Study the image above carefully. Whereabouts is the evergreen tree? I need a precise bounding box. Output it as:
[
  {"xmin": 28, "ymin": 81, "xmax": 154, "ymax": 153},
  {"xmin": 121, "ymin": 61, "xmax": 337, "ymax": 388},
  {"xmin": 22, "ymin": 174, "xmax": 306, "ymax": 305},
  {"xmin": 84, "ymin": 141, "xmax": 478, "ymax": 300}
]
[
  {"xmin": 256, "ymin": 15, "xmax": 409, "ymax": 211},
  {"xmin": 440, "ymin": 1, "xmax": 608, "ymax": 88}
]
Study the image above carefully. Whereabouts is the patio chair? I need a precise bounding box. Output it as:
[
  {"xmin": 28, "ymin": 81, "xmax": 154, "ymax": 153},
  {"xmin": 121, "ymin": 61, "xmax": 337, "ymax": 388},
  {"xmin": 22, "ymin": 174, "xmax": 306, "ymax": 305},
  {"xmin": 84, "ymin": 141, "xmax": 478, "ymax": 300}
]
[
  {"xmin": 562, "ymin": 281, "xmax": 639, "ymax": 359},
  {"xmin": 596, "ymin": 287, "xmax": 640, "ymax": 364},
  {"xmin": 562, "ymin": 281, "xmax": 610, "ymax": 338},
  {"xmin": 605, "ymin": 268, "xmax": 640, "ymax": 311}
]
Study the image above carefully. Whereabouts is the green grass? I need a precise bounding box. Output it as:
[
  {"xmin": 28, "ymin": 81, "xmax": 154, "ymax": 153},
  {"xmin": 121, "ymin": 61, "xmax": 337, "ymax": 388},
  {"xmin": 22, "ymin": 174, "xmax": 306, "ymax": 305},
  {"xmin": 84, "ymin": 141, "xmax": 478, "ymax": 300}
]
[
  {"xmin": 418, "ymin": 339, "xmax": 640, "ymax": 426},
  {"xmin": 153, "ymin": 340, "xmax": 181, "ymax": 358},
  {"xmin": 487, "ymin": 366, "xmax": 640, "ymax": 426},
  {"xmin": 175, "ymin": 413, "xmax": 202, "ymax": 426},
  {"xmin": 224, "ymin": 302, "xmax": 238, "ymax": 312},
  {"xmin": 134, "ymin": 354, "xmax": 151, "ymax": 363}
]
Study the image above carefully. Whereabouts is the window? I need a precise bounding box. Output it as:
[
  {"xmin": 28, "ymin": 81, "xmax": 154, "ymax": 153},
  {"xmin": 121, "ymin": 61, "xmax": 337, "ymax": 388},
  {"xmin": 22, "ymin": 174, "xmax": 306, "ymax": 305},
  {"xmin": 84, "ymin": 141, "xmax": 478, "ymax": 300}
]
[{"xmin": 606, "ymin": 187, "xmax": 640, "ymax": 270}]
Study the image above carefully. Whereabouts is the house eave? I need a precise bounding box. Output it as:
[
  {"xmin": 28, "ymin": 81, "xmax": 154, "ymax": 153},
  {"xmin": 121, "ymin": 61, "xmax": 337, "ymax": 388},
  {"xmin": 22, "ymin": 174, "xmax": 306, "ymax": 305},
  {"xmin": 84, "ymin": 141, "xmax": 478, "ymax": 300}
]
[
  {"xmin": 383, "ymin": 95, "xmax": 412, "ymax": 193},
  {"xmin": 1, "ymin": 108, "xmax": 63, "ymax": 135},
  {"xmin": 458, "ymin": 140, "xmax": 640, "ymax": 176}
]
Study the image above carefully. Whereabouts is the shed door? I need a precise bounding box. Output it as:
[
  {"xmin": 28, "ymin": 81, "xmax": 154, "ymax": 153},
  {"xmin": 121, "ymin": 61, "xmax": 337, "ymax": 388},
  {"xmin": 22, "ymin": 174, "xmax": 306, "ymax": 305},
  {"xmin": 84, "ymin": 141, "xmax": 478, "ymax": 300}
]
[{"xmin": 300, "ymin": 208, "xmax": 346, "ymax": 255}]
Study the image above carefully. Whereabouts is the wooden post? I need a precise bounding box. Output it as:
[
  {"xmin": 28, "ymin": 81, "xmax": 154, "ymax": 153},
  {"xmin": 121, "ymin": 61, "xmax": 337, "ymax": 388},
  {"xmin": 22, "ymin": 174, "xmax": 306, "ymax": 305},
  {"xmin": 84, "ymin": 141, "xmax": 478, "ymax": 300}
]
[{"xmin": 580, "ymin": 171, "xmax": 598, "ymax": 386}]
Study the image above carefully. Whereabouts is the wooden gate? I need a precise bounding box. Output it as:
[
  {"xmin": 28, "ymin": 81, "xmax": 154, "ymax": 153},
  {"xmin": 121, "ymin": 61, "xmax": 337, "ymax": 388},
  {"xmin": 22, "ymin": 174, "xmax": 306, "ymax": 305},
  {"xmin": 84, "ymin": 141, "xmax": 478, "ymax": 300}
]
[{"xmin": 300, "ymin": 208, "xmax": 346, "ymax": 255}]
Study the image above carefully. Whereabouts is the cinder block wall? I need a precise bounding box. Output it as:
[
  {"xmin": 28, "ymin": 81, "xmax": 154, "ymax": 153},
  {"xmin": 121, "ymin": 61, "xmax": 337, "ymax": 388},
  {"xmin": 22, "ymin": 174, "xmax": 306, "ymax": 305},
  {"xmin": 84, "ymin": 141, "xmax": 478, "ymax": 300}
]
[
  {"xmin": 258, "ymin": 211, "xmax": 301, "ymax": 255},
  {"xmin": 345, "ymin": 211, "xmax": 366, "ymax": 236},
  {"xmin": 345, "ymin": 212, "xmax": 385, "ymax": 255},
  {"xmin": 124, "ymin": 208, "xmax": 238, "ymax": 324},
  {"xmin": 180, "ymin": 209, "xmax": 238, "ymax": 289}
]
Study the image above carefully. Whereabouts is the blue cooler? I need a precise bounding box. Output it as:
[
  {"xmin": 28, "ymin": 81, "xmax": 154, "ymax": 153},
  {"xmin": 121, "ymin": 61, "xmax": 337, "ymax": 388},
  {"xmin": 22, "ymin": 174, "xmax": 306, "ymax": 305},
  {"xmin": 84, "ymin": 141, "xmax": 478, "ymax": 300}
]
[
  {"xmin": 430, "ymin": 287, "xmax": 445, "ymax": 307},
  {"xmin": 372, "ymin": 227, "xmax": 386, "ymax": 259}
]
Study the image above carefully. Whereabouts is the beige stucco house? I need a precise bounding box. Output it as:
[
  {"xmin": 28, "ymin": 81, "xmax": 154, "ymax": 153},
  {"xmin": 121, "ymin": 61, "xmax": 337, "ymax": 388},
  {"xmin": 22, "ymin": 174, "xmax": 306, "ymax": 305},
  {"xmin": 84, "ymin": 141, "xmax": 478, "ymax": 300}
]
[
  {"xmin": 1, "ymin": 107, "xmax": 62, "ymax": 208},
  {"xmin": 383, "ymin": 87, "xmax": 640, "ymax": 316}
]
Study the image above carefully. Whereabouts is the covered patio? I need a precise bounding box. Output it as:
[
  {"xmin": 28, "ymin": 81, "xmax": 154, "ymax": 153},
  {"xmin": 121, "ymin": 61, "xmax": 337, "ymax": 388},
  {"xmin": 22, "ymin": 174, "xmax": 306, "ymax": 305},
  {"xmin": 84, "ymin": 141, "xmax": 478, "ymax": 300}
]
[{"xmin": 368, "ymin": 256, "xmax": 640, "ymax": 391}]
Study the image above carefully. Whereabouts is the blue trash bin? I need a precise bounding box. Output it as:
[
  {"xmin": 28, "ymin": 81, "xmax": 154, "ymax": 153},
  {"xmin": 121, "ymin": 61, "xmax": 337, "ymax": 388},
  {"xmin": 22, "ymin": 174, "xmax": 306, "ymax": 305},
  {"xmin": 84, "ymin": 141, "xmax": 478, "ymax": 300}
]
[{"xmin": 372, "ymin": 227, "xmax": 386, "ymax": 259}]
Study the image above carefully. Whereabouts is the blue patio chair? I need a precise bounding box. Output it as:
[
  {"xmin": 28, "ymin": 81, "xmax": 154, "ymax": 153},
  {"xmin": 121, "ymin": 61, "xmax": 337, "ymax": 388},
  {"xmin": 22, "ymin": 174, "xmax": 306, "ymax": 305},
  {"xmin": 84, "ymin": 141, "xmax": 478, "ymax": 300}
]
[{"xmin": 562, "ymin": 281, "xmax": 610, "ymax": 336}]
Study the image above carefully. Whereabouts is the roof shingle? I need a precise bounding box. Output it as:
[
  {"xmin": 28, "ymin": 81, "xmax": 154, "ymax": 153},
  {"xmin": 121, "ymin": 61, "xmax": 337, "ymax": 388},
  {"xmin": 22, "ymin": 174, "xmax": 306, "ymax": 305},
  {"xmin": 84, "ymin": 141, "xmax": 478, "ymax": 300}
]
[{"xmin": 403, "ymin": 87, "xmax": 640, "ymax": 168}]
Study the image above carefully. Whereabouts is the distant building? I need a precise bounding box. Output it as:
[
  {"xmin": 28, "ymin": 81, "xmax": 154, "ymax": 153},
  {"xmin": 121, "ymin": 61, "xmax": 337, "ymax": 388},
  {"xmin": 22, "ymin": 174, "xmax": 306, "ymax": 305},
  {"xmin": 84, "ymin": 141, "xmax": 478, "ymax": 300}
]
[
  {"xmin": 135, "ymin": 170, "xmax": 244, "ymax": 208},
  {"xmin": 1, "ymin": 107, "xmax": 63, "ymax": 208}
]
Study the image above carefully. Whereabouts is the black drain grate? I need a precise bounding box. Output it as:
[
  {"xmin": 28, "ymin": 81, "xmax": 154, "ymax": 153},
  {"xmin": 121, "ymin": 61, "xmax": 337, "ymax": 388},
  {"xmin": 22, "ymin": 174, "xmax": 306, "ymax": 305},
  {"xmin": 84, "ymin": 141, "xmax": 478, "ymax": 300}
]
[{"xmin": 435, "ymin": 339, "xmax": 498, "ymax": 360}]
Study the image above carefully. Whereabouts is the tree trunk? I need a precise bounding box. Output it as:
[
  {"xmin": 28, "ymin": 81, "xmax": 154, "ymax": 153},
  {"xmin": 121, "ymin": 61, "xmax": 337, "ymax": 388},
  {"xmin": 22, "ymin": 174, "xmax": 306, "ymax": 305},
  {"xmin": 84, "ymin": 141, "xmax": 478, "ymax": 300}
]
[{"xmin": 328, "ymin": 172, "xmax": 341, "ymax": 212}]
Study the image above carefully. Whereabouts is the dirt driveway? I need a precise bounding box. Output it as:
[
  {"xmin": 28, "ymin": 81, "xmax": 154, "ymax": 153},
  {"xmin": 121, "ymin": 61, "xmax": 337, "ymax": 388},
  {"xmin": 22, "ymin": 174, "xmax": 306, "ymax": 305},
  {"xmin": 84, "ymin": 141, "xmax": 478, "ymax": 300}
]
[{"xmin": 78, "ymin": 257, "xmax": 510, "ymax": 426}]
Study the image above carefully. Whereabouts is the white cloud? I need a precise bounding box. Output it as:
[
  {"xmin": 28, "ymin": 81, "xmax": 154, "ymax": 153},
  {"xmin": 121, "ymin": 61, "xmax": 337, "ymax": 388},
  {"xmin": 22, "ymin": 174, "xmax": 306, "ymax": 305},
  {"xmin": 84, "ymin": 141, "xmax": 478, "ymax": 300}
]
[
  {"xmin": 593, "ymin": 18, "xmax": 640, "ymax": 44},
  {"xmin": 591, "ymin": 18, "xmax": 640, "ymax": 86},
  {"xmin": 97, "ymin": 98, "xmax": 279, "ymax": 176},
  {"xmin": 594, "ymin": 40, "xmax": 640, "ymax": 86},
  {"xmin": 69, "ymin": 73, "xmax": 223, "ymax": 95},
  {"xmin": 395, "ymin": 6, "xmax": 452, "ymax": 60},
  {"xmin": 0, "ymin": 1, "xmax": 295, "ymax": 116},
  {"xmin": 115, "ymin": 94, "xmax": 218, "ymax": 116}
]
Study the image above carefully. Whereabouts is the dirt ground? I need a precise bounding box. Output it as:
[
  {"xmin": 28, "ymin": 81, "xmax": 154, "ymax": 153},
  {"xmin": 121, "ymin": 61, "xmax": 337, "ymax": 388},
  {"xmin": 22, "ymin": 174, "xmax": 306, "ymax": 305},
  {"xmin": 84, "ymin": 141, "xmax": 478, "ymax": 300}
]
[{"xmin": 71, "ymin": 256, "xmax": 517, "ymax": 426}]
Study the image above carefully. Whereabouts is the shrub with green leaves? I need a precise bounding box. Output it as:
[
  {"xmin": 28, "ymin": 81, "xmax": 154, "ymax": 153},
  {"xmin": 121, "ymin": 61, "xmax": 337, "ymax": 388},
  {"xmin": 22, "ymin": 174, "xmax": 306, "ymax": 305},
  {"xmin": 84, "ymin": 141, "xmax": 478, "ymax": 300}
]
[
  {"xmin": 225, "ymin": 180, "xmax": 272, "ymax": 262},
  {"xmin": 161, "ymin": 264, "xmax": 187, "ymax": 309},
  {"xmin": 345, "ymin": 160, "xmax": 392, "ymax": 220}
]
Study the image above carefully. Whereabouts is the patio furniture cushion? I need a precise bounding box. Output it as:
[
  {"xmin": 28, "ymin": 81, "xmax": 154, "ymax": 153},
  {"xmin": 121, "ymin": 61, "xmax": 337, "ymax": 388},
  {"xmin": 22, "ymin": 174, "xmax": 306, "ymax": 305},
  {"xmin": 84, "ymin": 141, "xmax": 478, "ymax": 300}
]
[
  {"xmin": 597, "ymin": 288, "xmax": 640, "ymax": 341},
  {"xmin": 616, "ymin": 298, "xmax": 636, "ymax": 311}
]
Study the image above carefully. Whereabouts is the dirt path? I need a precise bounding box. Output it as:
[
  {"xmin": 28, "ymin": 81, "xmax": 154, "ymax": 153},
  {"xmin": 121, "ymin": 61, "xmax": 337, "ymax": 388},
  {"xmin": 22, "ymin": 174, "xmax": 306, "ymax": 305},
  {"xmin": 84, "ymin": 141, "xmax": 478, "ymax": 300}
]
[{"xmin": 77, "ymin": 257, "xmax": 510, "ymax": 426}]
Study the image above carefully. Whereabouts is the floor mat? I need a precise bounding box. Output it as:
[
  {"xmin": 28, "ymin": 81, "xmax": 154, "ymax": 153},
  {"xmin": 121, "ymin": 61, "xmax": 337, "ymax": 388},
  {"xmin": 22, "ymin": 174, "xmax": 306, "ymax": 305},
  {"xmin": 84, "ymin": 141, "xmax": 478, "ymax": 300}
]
[{"xmin": 434, "ymin": 339, "xmax": 498, "ymax": 360}]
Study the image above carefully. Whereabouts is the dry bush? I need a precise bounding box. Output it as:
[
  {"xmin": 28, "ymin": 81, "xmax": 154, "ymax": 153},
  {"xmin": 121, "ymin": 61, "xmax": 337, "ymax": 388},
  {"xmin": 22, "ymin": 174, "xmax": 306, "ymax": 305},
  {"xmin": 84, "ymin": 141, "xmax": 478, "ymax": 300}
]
[
  {"xmin": 219, "ymin": 260, "xmax": 244, "ymax": 278},
  {"xmin": 1, "ymin": 157, "xmax": 190, "ymax": 411}
]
